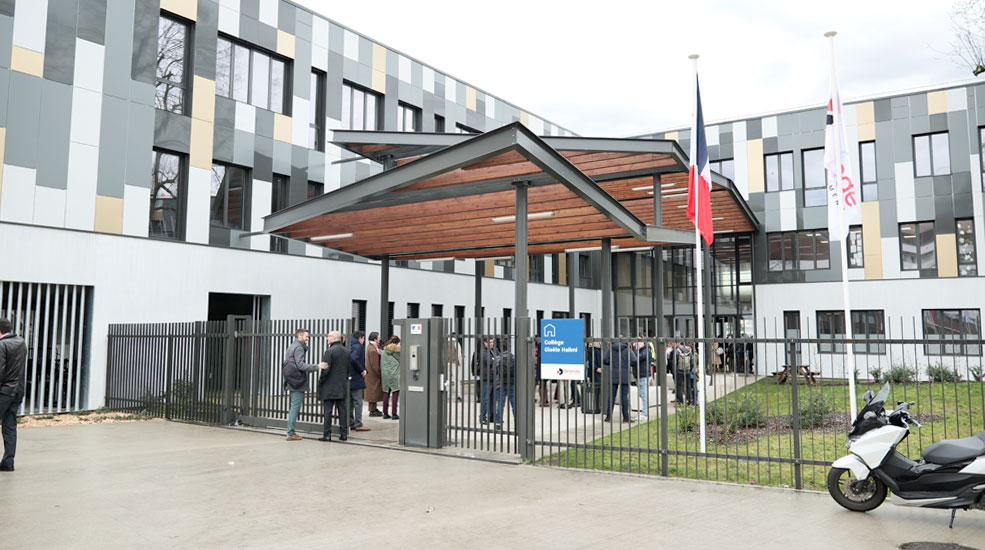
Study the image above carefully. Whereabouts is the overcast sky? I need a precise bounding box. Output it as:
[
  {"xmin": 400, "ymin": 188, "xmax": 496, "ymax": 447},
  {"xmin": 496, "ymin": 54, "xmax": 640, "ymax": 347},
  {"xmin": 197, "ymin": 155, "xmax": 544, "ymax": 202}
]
[{"xmin": 294, "ymin": 0, "xmax": 977, "ymax": 137}]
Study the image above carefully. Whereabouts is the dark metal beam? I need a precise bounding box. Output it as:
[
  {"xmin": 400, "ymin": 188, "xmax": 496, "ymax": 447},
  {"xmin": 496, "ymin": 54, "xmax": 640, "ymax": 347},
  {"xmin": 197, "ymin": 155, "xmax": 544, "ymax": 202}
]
[
  {"xmin": 653, "ymin": 174, "xmax": 662, "ymax": 225},
  {"xmin": 514, "ymin": 183, "xmax": 529, "ymax": 319},
  {"xmin": 645, "ymin": 226, "xmax": 696, "ymax": 244},
  {"xmin": 567, "ymin": 251, "xmax": 576, "ymax": 318},
  {"xmin": 474, "ymin": 259, "xmax": 483, "ymax": 328},
  {"xmin": 380, "ymin": 254, "xmax": 390, "ymax": 341},
  {"xmin": 601, "ymin": 238, "xmax": 613, "ymax": 339}
]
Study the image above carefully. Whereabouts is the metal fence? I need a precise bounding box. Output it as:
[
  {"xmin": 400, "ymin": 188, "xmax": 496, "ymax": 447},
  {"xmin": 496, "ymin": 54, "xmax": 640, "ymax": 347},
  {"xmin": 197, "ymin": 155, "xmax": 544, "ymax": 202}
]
[
  {"xmin": 106, "ymin": 317, "xmax": 351, "ymax": 431},
  {"xmin": 534, "ymin": 320, "xmax": 985, "ymax": 491}
]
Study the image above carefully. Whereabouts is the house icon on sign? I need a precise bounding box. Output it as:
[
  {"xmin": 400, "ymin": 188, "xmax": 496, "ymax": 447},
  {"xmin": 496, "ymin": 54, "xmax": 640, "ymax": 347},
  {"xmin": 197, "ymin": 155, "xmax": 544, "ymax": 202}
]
[{"xmin": 544, "ymin": 324, "xmax": 556, "ymax": 338}]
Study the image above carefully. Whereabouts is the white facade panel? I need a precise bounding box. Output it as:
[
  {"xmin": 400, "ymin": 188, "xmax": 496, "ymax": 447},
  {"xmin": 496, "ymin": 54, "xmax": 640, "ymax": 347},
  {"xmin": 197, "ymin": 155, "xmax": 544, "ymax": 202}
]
[
  {"xmin": 235, "ymin": 101, "xmax": 256, "ymax": 134},
  {"xmin": 258, "ymin": 0, "xmax": 278, "ymax": 27},
  {"xmin": 121, "ymin": 184, "xmax": 149, "ymax": 237},
  {"xmin": 217, "ymin": 5, "xmax": 240, "ymax": 36},
  {"xmin": 11, "ymin": 0, "xmax": 48, "ymax": 53},
  {"xmin": 32, "ymin": 185, "xmax": 66, "ymax": 228},
  {"xmin": 73, "ymin": 39, "xmax": 105, "ymax": 93},
  {"xmin": 250, "ymin": 178, "xmax": 272, "ymax": 251},
  {"xmin": 70, "ymin": 87, "xmax": 103, "ymax": 147},
  {"xmin": 0, "ymin": 165, "xmax": 37, "ymax": 223},
  {"xmin": 64, "ymin": 142, "xmax": 99, "ymax": 231},
  {"xmin": 312, "ymin": 17, "xmax": 329, "ymax": 49},
  {"xmin": 185, "ymin": 167, "xmax": 212, "ymax": 244}
]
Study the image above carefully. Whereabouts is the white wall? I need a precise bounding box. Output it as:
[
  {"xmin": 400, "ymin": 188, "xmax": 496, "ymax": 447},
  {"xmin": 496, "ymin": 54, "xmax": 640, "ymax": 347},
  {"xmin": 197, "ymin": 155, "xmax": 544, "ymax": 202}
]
[{"xmin": 0, "ymin": 223, "xmax": 601, "ymax": 408}]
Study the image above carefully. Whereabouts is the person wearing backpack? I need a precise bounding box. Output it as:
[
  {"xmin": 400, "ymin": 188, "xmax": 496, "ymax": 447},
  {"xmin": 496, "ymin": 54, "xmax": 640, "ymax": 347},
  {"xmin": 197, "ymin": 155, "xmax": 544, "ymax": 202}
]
[
  {"xmin": 283, "ymin": 328, "xmax": 327, "ymax": 441},
  {"xmin": 494, "ymin": 340, "xmax": 516, "ymax": 430}
]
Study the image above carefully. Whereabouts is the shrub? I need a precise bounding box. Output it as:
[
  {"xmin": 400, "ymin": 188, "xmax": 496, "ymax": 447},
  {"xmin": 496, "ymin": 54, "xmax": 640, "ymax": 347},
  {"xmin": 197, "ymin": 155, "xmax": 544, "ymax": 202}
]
[
  {"xmin": 798, "ymin": 393, "xmax": 833, "ymax": 429},
  {"xmin": 880, "ymin": 364, "xmax": 917, "ymax": 384},
  {"xmin": 172, "ymin": 377, "xmax": 197, "ymax": 400},
  {"xmin": 868, "ymin": 367, "xmax": 883, "ymax": 383},
  {"xmin": 707, "ymin": 396, "xmax": 766, "ymax": 432},
  {"xmin": 970, "ymin": 366, "xmax": 984, "ymax": 382},
  {"xmin": 926, "ymin": 363, "xmax": 962, "ymax": 383},
  {"xmin": 140, "ymin": 388, "xmax": 163, "ymax": 416},
  {"xmin": 675, "ymin": 405, "xmax": 699, "ymax": 433}
]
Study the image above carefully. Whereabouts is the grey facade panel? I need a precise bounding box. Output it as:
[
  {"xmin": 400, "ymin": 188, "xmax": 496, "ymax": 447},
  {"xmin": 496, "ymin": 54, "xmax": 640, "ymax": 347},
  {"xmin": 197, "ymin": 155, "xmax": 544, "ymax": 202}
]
[
  {"xmin": 892, "ymin": 118, "xmax": 912, "ymax": 163},
  {"xmin": 877, "ymin": 177, "xmax": 896, "ymax": 200},
  {"xmin": 934, "ymin": 196, "xmax": 955, "ymax": 232},
  {"xmin": 277, "ymin": 1, "xmax": 295, "ymax": 33},
  {"xmin": 153, "ymin": 108, "xmax": 191, "ymax": 153},
  {"xmin": 411, "ymin": 60, "xmax": 422, "ymax": 88},
  {"xmin": 879, "ymin": 200, "xmax": 898, "ymax": 236},
  {"xmin": 718, "ymin": 142, "xmax": 733, "ymax": 159},
  {"xmin": 910, "ymin": 115, "xmax": 929, "ymax": 135},
  {"xmin": 125, "ymin": 102, "xmax": 155, "ymax": 188},
  {"xmin": 910, "ymin": 93, "xmax": 928, "ymax": 117},
  {"xmin": 295, "ymin": 5, "xmax": 311, "ymax": 29},
  {"xmin": 914, "ymin": 176, "xmax": 934, "ymax": 197},
  {"xmin": 240, "ymin": 0, "xmax": 259, "ymax": 20},
  {"xmin": 35, "ymin": 79, "xmax": 74, "ymax": 189},
  {"xmin": 0, "ymin": 0, "xmax": 12, "ymax": 16},
  {"xmin": 97, "ymin": 95, "xmax": 130, "ymax": 198},
  {"xmin": 238, "ymin": 15, "xmax": 258, "ymax": 44},
  {"xmin": 289, "ymin": 146, "xmax": 308, "ymax": 205},
  {"xmin": 130, "ymin": 80, "xmax": 155, "ymax": 106},
  {"xmin": 272, "ymin": 139, "xmax": 291, "ymax": 175},
  {"xmin": 294, "ymin": 39, "xmax": 312, "ymax": 101},
  {"xmin": 799, "ymin": 108, "xmax": 825, "ymax": 131},
  {"xmin": 874, "ymin": 99, "xmax": 891, "ymax": 122},
  {"xmin": 0, "ymin": 68, "xmax": 7, "ymax": 126},
  {"xmin": 397, "ymin": 81, "xmax": 423, "ymax": 108},
  {"xmin": 232, "ymin": 129, "xmax": 255, "ymax": 166},
  {"xmin": 328, "ymin": 22, "xmax": 343, "ymax": 53},
  {"xmin": 214, "ymin": 96, "xmax": 235, "ymax": 128},
  {"xmin": 103, "ymin": 0, "xmax": 136, "ymax": 100},
  {"xmin": 193, "ymin": 0, "xmax": 219, "ymax": 80},
  {"xmin": 875, "ymin": 121, "xmax": 895, "ymax": 178},
  {"xmin": 213, "ymin": 123, "xmax": 234, "ymax": 162},
  {"xmin": 255, "ymin": 108, "xmax": 274, "ymax": 138},
  {"xmin": 77, "ymin": 0, "xmax": 107, "ymax": 44},
  {"xmin": 294, "ymin": 16, "xmax": 311, "ymax": 42},
  {"xmin": 253, "ymin": 134, "xmax": 273, "ymax": 182},
  {"xmin": 762, "ymin": 136, "xmax": 777, "ymax": 154},
  {"xmin": 745, "ymin": 118, "xmax": 762, "ymax": 140},
  {"xmin": 954, "ymin": 193, "xmax": 974, "ymax": 218},
  {"xmin": 385, "ymin": 49, "xmax": 398, "ymax": 77},
  {"xmin": 358, "ymin": 35, "xmax": 372, "ymax": 66},
  {"xmin": 953, "ymin": 171, "xmax": 973, "ymax": 194},
  {"xmin": 307, "ymin": 149, "xmax": 324, "ymax": 183},
  {"xmin": 948, "ymin": 112, "xmax": 971, "ymax": 172},
  {"xmin": 325, "ymin": 51, "xmax": 343, "ymax": 121},
  {"xmin": 719, "ymin": 131, "xmax": 732, "ymax": 145},
  {"xmin": 802, "ymin": 206, "xmax": 826, "ymax": 228},
  {"xmin": 43, "ymin": 0, "xmax": 78, "ymax": 86},
  {"xmin": 929, "ymin": 113, "xmax": 948, "ymax": 132},
  {"xmin": 777, "ymin": 113, "xmax": 796, "ymax": 136},
  {"xmin": 0, "ymin": 15, "xmax": 11, "ymax": 69},
  {"xmin": 256, "ymin": 21, "xmax": 277, "ymax": 52},
  {"xmin": 914, "ymin": 196, "xmax": 935, "ymax": 220},
  {"xmin": 130, "ymin": 0, "xmax": 157, "ymax": 85},
  {"xmin": 4, "ymin": 72, "xmax": 43, "ymax": 169},
  {"xmin": 932, "ymin": 175, "xmax": 952, "ymax": 196}
]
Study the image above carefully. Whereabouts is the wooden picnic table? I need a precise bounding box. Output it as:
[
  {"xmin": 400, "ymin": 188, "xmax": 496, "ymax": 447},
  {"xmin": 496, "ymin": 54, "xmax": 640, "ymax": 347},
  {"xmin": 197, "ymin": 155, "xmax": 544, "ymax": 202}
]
[{"xmin": 773, "ymin": 365, "xmax": 820, "ymax": 386}]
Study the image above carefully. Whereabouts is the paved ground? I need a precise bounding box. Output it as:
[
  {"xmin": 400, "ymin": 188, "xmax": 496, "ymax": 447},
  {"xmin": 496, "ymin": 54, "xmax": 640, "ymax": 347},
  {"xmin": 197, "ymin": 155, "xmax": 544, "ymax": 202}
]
[{"xmin": 1, "ymin": 421, "xmax": 983, "ymax": 549}]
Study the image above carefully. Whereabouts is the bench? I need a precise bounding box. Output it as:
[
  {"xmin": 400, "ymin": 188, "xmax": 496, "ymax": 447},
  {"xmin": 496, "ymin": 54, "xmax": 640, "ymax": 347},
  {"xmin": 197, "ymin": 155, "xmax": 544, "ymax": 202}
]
[{"xmin": 773, "ymin": 365, "xmax": 820, "ymax": 386}]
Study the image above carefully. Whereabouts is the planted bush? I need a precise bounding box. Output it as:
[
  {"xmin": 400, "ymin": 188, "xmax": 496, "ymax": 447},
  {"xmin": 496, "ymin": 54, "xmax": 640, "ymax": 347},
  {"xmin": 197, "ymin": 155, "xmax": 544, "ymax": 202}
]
[
  {"xmin": 880, "ymin": 364, "xmax": 917, "ymax": 384},
  {"xmin": 926, "ymin": 363, "xmax": 962, "ymax": 383},
  {"xmin": 798, "ymin": 392, "xmax": 833, "ymax": 429}
]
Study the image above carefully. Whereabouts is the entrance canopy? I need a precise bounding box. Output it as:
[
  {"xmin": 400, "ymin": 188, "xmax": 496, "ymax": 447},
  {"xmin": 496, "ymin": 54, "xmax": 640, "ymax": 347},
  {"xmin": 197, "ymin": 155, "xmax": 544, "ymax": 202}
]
[{"xmin": 263, "ymin": 123, "xmax": 758, "ymax": 260}]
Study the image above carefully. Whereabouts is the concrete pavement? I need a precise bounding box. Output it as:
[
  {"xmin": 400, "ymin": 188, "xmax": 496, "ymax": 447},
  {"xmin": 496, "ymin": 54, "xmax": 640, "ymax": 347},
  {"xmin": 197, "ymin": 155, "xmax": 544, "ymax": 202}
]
[{"xmin": 0, "ymin": 421, "xmax": 982, "ymax": 549}]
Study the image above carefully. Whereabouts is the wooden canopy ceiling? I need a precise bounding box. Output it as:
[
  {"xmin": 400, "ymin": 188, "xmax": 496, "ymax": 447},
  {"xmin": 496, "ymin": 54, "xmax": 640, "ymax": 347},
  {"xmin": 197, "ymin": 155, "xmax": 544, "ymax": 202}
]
[{"xmin": 263, "ymin": 123, "xmax": 758, "ymax": 260}]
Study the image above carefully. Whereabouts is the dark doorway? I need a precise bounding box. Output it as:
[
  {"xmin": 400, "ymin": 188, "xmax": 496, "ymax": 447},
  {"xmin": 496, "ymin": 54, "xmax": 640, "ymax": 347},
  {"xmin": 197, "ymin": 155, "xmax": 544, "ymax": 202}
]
[{"xmin": 207, "ymin": 293, "xmax": 267, "ymax": 321}]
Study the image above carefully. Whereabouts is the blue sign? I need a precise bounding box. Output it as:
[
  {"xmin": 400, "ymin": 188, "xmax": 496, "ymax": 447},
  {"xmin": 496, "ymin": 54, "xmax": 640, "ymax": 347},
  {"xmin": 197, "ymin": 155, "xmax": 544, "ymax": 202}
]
[{"xmin": 540, "ymin": 318, "xmax": 585, "ymax": 380}]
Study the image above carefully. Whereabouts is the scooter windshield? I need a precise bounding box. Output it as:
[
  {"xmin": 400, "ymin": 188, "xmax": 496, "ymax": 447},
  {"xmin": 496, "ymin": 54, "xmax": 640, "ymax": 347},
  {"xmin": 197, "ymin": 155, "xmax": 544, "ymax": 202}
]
[{"xmin": 849, "ymin": 383, "xmax": 891, "ymax": 436}]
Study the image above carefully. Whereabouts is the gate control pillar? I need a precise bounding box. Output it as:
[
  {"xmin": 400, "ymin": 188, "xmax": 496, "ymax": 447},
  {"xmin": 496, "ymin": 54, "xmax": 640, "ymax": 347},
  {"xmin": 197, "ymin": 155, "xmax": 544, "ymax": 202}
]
[{"xmin": 398, "ymin": 318, "xmax": 445, "ymax": 448}]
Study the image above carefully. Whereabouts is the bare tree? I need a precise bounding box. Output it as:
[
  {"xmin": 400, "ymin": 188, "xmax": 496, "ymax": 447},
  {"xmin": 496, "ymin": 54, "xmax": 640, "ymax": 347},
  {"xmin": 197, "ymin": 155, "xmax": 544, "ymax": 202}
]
[{"xmin": 949, "ymin": 0, "xmax": 985, "ymax": 76}]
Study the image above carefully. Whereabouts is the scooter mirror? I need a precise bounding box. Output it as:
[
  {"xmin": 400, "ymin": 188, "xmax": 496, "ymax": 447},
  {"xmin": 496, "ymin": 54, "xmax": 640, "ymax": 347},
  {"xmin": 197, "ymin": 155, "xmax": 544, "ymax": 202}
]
[{"xmin": 862, "ymin": 390, "xmax": 875, "ymax": 402}]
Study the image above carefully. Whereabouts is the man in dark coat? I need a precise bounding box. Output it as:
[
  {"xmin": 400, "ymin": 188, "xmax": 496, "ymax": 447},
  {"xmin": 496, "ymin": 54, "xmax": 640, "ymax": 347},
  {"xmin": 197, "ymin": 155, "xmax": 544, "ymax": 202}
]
[
  {"xmin": 471, "ymin": 336, "xmax": 497, "ymax": 424},
  {"xmin": 318, "ymin": 331, "xmax": 350, "ymax": 441},
  {"xmin": 348, "ymin": 331, "xmax": 370, "ymax": 431},
  {"xmin": 0, "ymin": 318, "xmax": 27, "ymax": 471},
  {"xmin": 283, "ymin": 328, "xmax": 326, "ymax": 441},
  {"xmin": 602, "ymin": 337, "xmax": 638, "ymax": 423}
]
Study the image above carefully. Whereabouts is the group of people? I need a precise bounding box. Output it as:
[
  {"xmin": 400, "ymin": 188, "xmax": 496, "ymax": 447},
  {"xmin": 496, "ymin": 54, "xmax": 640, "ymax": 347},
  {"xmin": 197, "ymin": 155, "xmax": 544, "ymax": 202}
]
[
  {"xmin": 283, "ymin": 328, "xmax": 401, "ymax": 442},
  {"xmin": 470, "ymin": 336, "xmax": 518, "ymax": 431}
]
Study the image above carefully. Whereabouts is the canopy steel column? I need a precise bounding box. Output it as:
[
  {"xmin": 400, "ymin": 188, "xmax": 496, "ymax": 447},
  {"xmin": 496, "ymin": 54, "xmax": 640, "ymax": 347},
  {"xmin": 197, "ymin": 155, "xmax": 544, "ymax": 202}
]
[
  {"xmin": 652, "ymin": 175, "xmax": 664, "ymax": 338},
  {"xmin": 567, "ymin": 251, "xmax": 576, "ymax": 318},
  {"xmin": 601, "ymin": 237, "xmax": 613, "ymax": 338},
  {"xmin": 474, "ymin": 259, "xmax": 483, "ymax": 328},
  {"xmin": 380, "ymin": 254, "xmax": 390, "ymax": 340},
  {"xmin": 514, "ymin": 183, "xmax": 529, "ymax": 319}
]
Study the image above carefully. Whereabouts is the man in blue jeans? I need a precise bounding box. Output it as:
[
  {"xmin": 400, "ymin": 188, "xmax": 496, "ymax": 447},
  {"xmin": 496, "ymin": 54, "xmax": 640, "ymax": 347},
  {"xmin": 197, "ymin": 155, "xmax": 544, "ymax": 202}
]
[
  {"xmin": 494, "ymin": 345, "xmax": 516, "ymax": 430},
  {"xmin": 284, "ymin": 328, "xmax": 327, "ymax": 441},
  {"xmin": 472, "ymin": 336, "xmax": 497, "ymax": 425},
  {"xmin": 0, "ymin": 318, "xmax": 27, "ymax": 471}
]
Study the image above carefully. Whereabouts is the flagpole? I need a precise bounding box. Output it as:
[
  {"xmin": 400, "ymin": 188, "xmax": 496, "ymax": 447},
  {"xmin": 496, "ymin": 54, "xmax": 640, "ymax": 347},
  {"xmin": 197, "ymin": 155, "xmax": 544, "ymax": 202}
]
[
  {"xmin": 689, "ymin": 53, "xmax": 707, "ymax": 454},
  {"xmin": 826, "ymin": 31, "xmax": 858, "ymax": 420}
]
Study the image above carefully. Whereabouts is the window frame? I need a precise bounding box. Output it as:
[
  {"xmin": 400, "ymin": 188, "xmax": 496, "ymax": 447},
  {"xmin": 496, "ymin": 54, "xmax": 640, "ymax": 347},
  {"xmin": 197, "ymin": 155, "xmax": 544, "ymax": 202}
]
[
  {"xmin": 851, "ymin": 310, "xmax": 886, "ymax": 355},
  {"xmin": 341, "ymin": 81, "xmax": 381, "ymax": 131},
  {"xmin": 155, "ymin": 12, "xmax": 192, "ymax": 115},
  {"xmin": 764, "ymin": 151, "xmax": 794, "ymax": 193},
  {"xmin": 957, "ymin": 218, "xmax": 978, "ymax": 277},
  {"xmin": 767, "ymin": 230, "xmax": 831, "ymax": 272},
  {"xmin": 898, "ymin": 221, "xmax": 937, "ymax": 271},
  {"xmin": 913, "ymin": 132, "xmax": 951, "ymax": 177},
  {"xmin": 397, "ymin": 102, "xmax": 421, "ymax": 133},
  {"xmin": 455, "ymin": 123, "xmax": 480, "ymax": 134},
  {"xmin": 434, "ymin": 114, "xmax": 446, "ymax": 133},
  {"xmin": 859, "ymin": 141, "xmax": 878, "ymax": 202},
  {"xmin": 816, "ymin": 310, "xmax": 846, "ymax": 354},
  {"xmin": 709, "ymin": 158, "xmax": 735, "ymax": 181},
  {"xmin": 307, "ymin": 181, "xmax": 324, "ymax": 201},
  {"xmin": 801, "ymin": 148, "xmax": 827, "ymax": 207},
  {"xmin": 922, "ymin": 309, "xmax": 982, "ymax": 356},
  {"xmin": 309, "ymin": 69, "xmax": 326, "ymax": 151},
  {"xmin": 847, "ymin": 225, "xmax": 864, "ymax": 268},
  {"xmin": 209, "ymin": 162, "xmax": 251, "ymax": 231},
  {"xmin": 149, "ymin": 148, "xmax": 187, "ymax": 241},
  {"xmin": 215, "ymin": 34, "xmax": 292, "ymax": 115}
]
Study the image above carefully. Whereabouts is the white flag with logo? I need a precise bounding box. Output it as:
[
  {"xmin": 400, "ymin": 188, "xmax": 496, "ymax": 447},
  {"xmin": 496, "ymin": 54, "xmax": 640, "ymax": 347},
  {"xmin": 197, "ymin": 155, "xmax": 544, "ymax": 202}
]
[{"xmin": 824, "ymin": 89, "xmax": 861, "ymax": 240}]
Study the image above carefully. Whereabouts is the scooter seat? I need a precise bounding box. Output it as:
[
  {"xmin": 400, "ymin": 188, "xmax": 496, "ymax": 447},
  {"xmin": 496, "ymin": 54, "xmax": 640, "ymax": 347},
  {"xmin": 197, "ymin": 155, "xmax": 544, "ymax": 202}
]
[{"xmin": 921, "ymin": 431, "xmax": 985, "ymax": 465}]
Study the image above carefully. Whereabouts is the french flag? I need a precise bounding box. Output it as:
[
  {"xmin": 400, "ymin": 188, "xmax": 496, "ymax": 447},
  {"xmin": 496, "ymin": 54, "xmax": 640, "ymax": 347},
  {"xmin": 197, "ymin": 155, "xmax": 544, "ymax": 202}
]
[{"xmin": 687, "ymin": 76, "xmax": 714, "ymax": 246}]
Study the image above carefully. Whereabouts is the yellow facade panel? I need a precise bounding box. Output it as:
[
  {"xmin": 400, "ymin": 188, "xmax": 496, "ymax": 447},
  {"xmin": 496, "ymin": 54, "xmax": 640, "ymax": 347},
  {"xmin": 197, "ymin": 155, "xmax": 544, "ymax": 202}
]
[
  {"xmin": 855, "ymin": 101, "xmax": 874, "ymax": 125},
  {"xmin": 927, "ymin": 90, "xmax": 948, "ymax": 115},
  {"xmin": 93, "ymin": 195, "xmax": 124, "ymax": 234},
  {"xmin": 10, "ymin": 46, "xmax": 43, "ymax": 77},
  {"xmin": 857, "ymin": 122, "xmax": 875, "ymax": 142},
  {"xmin": 484, "ymin": 260, "xmax": 495, "ymax": 277},
  {"xmin": 937, "ymin": 234, "xmax": 958, "ymax": 277},
  {"xmin": 520, "ymin": 111, "xmax": 529, "ymax": 127},
  {"xmin": 273, "ymin": 113, "xmax": 292, "ymax": 143},
  {"xmin": 466, "ymin": 86, "xmax": 477, "ymax": 111},
  {"xmin": 558, "ymin": 253, "xmax": 567, "ymax": 286},
  {"xmin": 276, "ymin": 30, "xmax": 296, "ymax": 59},
  {"xmin": 861, "ymin": 202, "xmax": 882, "ymax": 280},
  {"xmin": 192, "ymin": 76, "xmax": 216, "ymax": 123},
  {"xmin": 160, "ymin": 0, "xmax": 198, "ymax": 21},
  {"xmin": 665, "ymin": 131, "xmax": 678, "ymax": 142},
  {"xmin": 189, "ymin": 118, "xmax": 214, "ymax": 170},
  {"xmin": 0, "ymin": 127, "xmax": 5, "ymax": 197},
  {"xmin": 746, "ymin": 139, "xmax": 764, "ymax": 194},
  {"xmin": 371, "ymin": 69, "xmax": 386, "ymax": 94}
]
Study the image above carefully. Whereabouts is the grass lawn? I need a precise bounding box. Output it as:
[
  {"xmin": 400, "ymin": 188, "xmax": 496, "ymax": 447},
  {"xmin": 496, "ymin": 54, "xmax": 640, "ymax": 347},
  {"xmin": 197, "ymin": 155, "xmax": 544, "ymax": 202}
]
[{"xmin": 548, "ymin": 378, "xmax": 985, "ymax": 491}]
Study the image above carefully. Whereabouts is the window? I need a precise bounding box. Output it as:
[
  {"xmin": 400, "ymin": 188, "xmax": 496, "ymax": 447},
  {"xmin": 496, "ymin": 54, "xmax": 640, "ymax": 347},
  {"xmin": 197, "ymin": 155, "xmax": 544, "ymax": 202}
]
[
  {"xmin": 307, "ymin": 181, "xmax": 324, "ymax": 201},
  {"xmin": 210, "ymin": 163, "xmax": 250, "ymax": 230},
  {"xmin": 397, "ymin": 102, "xmax": 420, "ymax": 132},
  {"xmin": 529, "ymin": 254, "xmax": 545, "ymax": 283},
  {"xmin": 817, "ymin": 311, "xmax": 845, "ymax": 354},
  {"xmin": 764, "ymin": 152, "xmax": 794, "ymax": 192},
  {"xmin": 351, "ymin": 300, "xmax": 367, "ymax": 332},
  {"xmin": 155, "ymin": 14, "xmax": 190, "ymax": 114},
  {"xmin": 957, "ymin": 218, "xmax": 978, "ymax": 277},
  {"xmin": 431, "ymin": 304, "xmax": 443, "ymax": 318},
  {"xmin": 923, "ymin": 309, "xmax": 981, "ymax": 356},
  {"xmin": 270, "ymin": 174, "xmax": 290, "ymax": 253},
  {"xmin": 309, "ymin": 69, "xmax": 325, "ymax": 151},
  {"xmin": 913, "ymin": 133, "xmax": 950, "ymax": 177},
  {"xmin": 851, "ymin": 310, "xmax": 886, "ymax": 354},
  {"xmin": 502, "ymin": 308, "xmax": 512, "ymax": 334},
  {"xmin": 767, "ymin": 230, "xmax": 830, "ymax": 271},
  {"xmin": 899, "ymin": 221, "xmax": 936, "ymax": 271},
  {"xmin": 434, "ymin": 115, "xmax": 445, "ymax": 133},
  {"xmin": 859, "ymin": 141, "xmax": 877, "ymax": 201},
  {"xmin": 802, "ymin": 148, "xmax": 826, "ymax": 207},
  {"xmin": 455, "ymin": 123, "xmax": 480, "ymax": 134},
  {"xmin": 708, "ymin": 159, "xmax": 734, "ymax": 181},
  {"xmin": 341, "ymin": 82, "xmax": 379, "ymax": 130},
  {"xmin": 980, "ymin": 128, "xmax": 985, "ymax": 192},
  {"xmin": 215, "ymin": 36, "xmax": 290, "ymax": 114},
  {"xmin": 407, "ymin": 302, "xmax": 420, "ymax": 319},
  {"xmin": 454, "ymin": 305, "xmax": 465, "ymax": 335},
  {"xmin": 149, "ymin": 150, "xmax": 186, "ymax": 239},
  {"xmin": 847, "ymin": 225, "xmax": 864, "ymax": 268},
  {"xmin": 578, "ymin": 253, "xmax": 593, "ymax": 287}
]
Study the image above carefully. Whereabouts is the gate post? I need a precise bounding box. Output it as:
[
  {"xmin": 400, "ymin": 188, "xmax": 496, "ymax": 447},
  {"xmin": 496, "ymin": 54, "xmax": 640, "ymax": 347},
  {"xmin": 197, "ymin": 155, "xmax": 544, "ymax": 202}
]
[
  {"xmin": 516, "ymin": 317, "xmax": 535, "ymax": 461},
  {"xmin": 165, "ymin": 326, "xmax": 174, "ymax": 420},
  {"xmin": 788, "ymin": 337, "xmax": 802, "ymax": 490},
  {"xmin": 658, "ymin": 339, "xmax": 669, "ymax": 477},
  {"xmin": 222, "ymin": 315, "xmax": 237, "ymax": 425}
]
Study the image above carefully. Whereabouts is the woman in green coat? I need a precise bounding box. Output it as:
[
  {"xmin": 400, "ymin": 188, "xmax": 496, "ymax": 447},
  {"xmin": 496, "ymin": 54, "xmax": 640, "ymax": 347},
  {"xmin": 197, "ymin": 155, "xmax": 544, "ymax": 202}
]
[{"xmin": 380, "ymin": 336, "xmax": 401, "ymax": 419}]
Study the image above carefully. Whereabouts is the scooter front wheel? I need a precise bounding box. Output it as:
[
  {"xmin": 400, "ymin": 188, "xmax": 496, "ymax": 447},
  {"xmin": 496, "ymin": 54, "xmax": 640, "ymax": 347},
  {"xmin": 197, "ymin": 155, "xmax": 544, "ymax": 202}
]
[{"xmin": 827, "ymin": 467, "xmax": 887, "ymax": 512}]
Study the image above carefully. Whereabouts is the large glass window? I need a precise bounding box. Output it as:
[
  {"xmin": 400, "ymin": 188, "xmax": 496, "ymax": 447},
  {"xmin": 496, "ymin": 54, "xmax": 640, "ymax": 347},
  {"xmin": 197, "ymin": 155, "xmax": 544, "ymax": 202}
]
[
  {"xmin": 923, "ymin": 309, "xmax": 981, "ymax": 356},
  {"xmin": 851, "ymin": 310, "xmax": 886, "ymax": 354},
  {"xmin": 765, "ymin": 152, "xmax": 794, "ymax": 192},
  {"xmin": 767, "ymin": 230, "xmax": 829, "ymax": 271},
  {"xmin": 899, "ymin": 221, "xmax": 936, "ymax": 271},
  {"xmin": 270, "ymin": 174, "xmax": 290, "ymax": 253},
  {"xmin": 341, "ymin": 82, "xmax": 379, "ymax": 131},
  {"xmin": 309, "ymin": 70, "xmax": 326, "ymax": 151},
  {"xmin": 817, "ymin": 311, "xmax": 846, "ymax": 354},
  {"xmin": 397, "ymin": 102, "xmax": 420, "ymax": 132},
  {"xmin": 914, "ymin": 132, "xmax": 950, "ymax": 177},
  {"xmin": 859, "ymin": 141, "xmax": 877, "ymax": 201},
  {"xmin": 709, "ymin": 159, "xmax": 735, "ymax": 181},
  {"xmin": 155, "ymin": 14, "xmax": 190, "ymax": 114},
  {"xmin": 957, "ymin": 218, "xmax": 978, "ymax": 277},
  {"xmin": 802, "ymin": 148, "xmax": 826, "ymax": 207},
  {"xmin": 149, "ymin": 150, "xmax": 185, "ymax": 240},
  {"xmin": 847, "ymin": 225, "xmax": 864, "ymax": 268},
  {"xmin": 210, "ymin": 163, "xmax": 250, "ymax": 230},
  {"xmin": 215, "ymin": 36, "xmax": 290, "ymax": 114}
]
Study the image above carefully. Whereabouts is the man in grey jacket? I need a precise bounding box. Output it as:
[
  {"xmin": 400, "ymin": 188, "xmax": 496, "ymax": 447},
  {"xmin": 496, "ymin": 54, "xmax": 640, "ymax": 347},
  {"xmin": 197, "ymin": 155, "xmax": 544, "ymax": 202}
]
[
  {"xmin": 0, "ymin": 318, "xmax": 27, "ymax": 471},
  {"xmin": 284, "ymin": 328, "xmax": 327, "ymax": 441}
]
